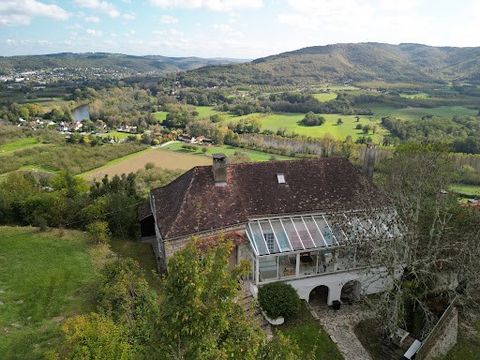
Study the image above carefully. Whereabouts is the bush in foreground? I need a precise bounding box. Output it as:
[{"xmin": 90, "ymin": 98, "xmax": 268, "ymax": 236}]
[{"xmin": 258, "ymin": 282, "xmax": 300, "ymax": 320}]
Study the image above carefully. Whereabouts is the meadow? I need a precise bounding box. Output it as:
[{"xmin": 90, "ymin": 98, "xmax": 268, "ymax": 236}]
[
  {"xmin": 313, "ymin": 92, "xmax": 338, "ymax": 102},
  {"xmin": 0, "ymin": 227, "xmax": 96, "ymax": 359},
  {"xmin": 190, "ymin": 106, "xmax": 386, "ymax": 141},
  {"xmin": 0, "ymin": 137, "xmax": 41, "ymax": 153},
  {"xmin": 371, "ymin": 105, "xmax": 478, "ymax": 121},
  {"xmin": 162, "ymin": 141, "xmax": 292, "ymax": 161},
  {"xmin": 0, "ymin": 143, "xmax": 147, "ymax": 176},
  {"xmin": 450, "ymin": 183, "xmax": 480, "ymax": 197}
]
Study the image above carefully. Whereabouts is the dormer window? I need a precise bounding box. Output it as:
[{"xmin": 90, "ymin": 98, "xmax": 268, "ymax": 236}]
[{"xmin": 277, "ymin": 173, "xmax": 286, "ymax": 184}]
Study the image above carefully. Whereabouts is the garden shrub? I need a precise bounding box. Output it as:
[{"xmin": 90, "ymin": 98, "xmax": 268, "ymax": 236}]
[{"xmin": 258, "ymin": 282, "xmax": 300, "ymax": 319}]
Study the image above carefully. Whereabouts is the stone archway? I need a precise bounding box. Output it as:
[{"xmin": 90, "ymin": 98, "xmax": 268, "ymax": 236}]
[
  {"xmin": 309, "ymin": 285, "xmax": 330, "ymax": 307},
  {"xmin": 340, "ymin": 280, "xmax": 361, "ymax": 304}
]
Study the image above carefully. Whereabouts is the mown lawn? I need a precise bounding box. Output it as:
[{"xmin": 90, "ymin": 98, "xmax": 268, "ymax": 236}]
[
  {"xmin": 0, "ymin": 137, "xmax": 39, "ymax": 153},
  {"xmin": 0, "ymin": 227, "xmax": 97, "ymax": 360},
  {"xmin": 162, "ymin": 141, "xmax": 292, "ymax": 161},
  {"xmin": 276, "ymin": 302, "xmax": 343, "ymax": 359}
]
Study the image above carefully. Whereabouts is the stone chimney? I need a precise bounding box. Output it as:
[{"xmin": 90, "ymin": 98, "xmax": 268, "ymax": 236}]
[
  {"xmin": 363, "ymin": 144, "xmax": 376, "ymax": 179},
  {"xmin": 212, "ymin": 153, "xmax": 227, "ymax": 186}
]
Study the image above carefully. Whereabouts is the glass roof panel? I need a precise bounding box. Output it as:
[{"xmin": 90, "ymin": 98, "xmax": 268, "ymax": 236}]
[
  {"xmin": 313, "ymin": 215, "xmax": 338, "ymax": 246},
  {"xmin": 292, "ymin": 217, "xmax": 316, "ymax": 248},
  {"xmin": 280, "ymin": 218, "xmax": 304, "ymax": 250},
  {"xmin": 249, "ymin": 221, "xmax": 269, "ymax": 255},
  {"xmin": 270, "ymin": 219, "xmax": 292, "ymax": 252},
  {"xmin": 259, "ymin": 221, "xmax": 280, "ymax": 254},
  {"xmin": 303, "ymin": 216, "xmax": 327, "ymax": 247},
  {"xmin": 245, "ymin": 226, "xmax": 258, "ymax": 255}
]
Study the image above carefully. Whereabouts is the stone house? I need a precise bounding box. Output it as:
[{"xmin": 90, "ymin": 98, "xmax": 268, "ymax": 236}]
[{"xmin": 139, "ymin": 154, "xmax": 402, "ymax": 305}]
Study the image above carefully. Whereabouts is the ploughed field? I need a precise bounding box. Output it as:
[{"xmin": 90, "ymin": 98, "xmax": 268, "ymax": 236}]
[{"xmin": 81, "ymin": 147, "xmax": 211, "ymax": 180}]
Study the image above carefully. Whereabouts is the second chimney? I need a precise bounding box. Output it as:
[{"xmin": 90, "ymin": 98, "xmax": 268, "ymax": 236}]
[{"xmin": 212, "ymin": 153, "xmax": 227, "ymax": 186}]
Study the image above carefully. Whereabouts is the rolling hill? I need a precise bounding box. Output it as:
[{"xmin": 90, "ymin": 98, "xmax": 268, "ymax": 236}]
[
  {"xmin": 0, "ymin": 52, "xmax": 246, "ymax": 75},
  {"xmin": 182, "ymin": 42, "xmax": 480, "ymax": 86}
]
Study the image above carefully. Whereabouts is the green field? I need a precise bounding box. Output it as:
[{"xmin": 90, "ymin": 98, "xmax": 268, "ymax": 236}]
[
  {"xmin": 313, "ymin": 92, "xmax": 338, "ymax": 102},
  {"xmin": 256, "ymin": 113, "xmax": 386, "ymax": 142},
  {"xmin": 0, "ymin": 137, "xmax": 40, "ymax": 153},
  {"xmin": 99, "ymin": 130, "xmax": 136, "ymax": 140},
  {"xmin": 153, "ymin": 111, "xmax": 168, "ymax": 122},
  {"xmin": 399, "ymin": 92, "xmax": 430, "ymax": 99},
  {"xmin": 372, "ymin": 105, "xmax": 477, "ymax": 121},
  {"xmin": 163, "ymin": 141, "xmax": 292, "ymax": 161},
  {"xmin": 0, "ymin": 227, "xmax": 96, "ymax": 359},
  {"xmin": 450, "ymin": 183, "xmax": 480, "ymax": 197}
]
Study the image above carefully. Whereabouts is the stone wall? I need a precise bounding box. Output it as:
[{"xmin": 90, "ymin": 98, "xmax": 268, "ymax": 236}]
[{"xmin": 416, "ymin": 299, "xmax": 459, "ymax": 360}]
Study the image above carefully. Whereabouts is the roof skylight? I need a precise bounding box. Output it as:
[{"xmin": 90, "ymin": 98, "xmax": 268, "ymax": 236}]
[{"xmin": 277, "ymin": 174, "xmax": 286, "ymax": 184}]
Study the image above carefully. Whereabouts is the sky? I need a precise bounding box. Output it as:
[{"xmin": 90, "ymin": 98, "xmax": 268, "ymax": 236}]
[{"xmin": 1, "ymin": 0, "xmax": 480, "ymax": 59}]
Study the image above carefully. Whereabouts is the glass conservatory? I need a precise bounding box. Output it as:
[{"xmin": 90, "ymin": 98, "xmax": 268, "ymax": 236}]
[{"xmin": 245, "ymin": 210, "xmax": 401, "ymax": 284}]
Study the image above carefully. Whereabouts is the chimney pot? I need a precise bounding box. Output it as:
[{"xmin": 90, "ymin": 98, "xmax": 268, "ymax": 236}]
[{"xmin": 212, "ymin": 153, "xmax": 227, "ymax": 185}]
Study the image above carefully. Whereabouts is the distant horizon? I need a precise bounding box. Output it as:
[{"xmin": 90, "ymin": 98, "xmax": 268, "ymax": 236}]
[
  {"xmin": 3, "ymin": 41, "xmax": 480, "ymax": 60},
  {"xmin": 2, "ymin": 1, "xmax": 480, "ymax": 58}
]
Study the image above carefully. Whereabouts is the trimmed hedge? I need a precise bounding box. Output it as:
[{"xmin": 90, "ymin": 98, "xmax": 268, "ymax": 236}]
[{"xmin": 258, "ymin": 282, "xmax": 300, "ymax": 319}]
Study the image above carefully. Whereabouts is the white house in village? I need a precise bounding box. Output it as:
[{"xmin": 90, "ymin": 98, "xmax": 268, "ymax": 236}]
[{"xmin": 139, "ymin": 154, "xmax": 402, "ymax": 306}]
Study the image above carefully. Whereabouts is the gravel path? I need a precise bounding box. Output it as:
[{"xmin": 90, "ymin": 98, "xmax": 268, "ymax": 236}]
[{"xmin": 309, "ymin": 301, "xmax": 374, "ymax": 360}]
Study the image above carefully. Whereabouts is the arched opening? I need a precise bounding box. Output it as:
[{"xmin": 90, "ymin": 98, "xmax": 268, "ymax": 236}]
[
  {"xmin": 340, "ymin": 280, "xmax": 361, "ymax": 304},
  {"xmin": 309, "ymin": 285, "xmax": 329, "ymax": 307}
]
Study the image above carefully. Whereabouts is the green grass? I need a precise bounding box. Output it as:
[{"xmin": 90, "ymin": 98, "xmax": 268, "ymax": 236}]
[
  {"xmin": 162, "ymin": 141, "xmax": 292, "ymax": 161},
  {"xmin": 110, "ymin": 239, "xmax": 161, "ymax": 292},
  {"xmin": 99, "ymin": 131, "xmax": 135, "ymax": 140},
  {"xmin": 372, "ymin": 105, "xmax": 478, "ymax": 121},
  {"xmin": 276, "ymin": 302, "xmax": 343, "ymax": 359},
  {"xmin": 442, "ymin": 321, "xmax": 480, "ymax": 360},
  {"xmin": 0, "ymin": 137, "xmax": 39, "ymax": 153},
  {"xmin": 450, "ymin": 184, "xmax": 480, "ymax": 197},
  {"xmin": 399, "ymin": 92, "xmax": 430, "ymax": 99},
  {"xmin": 0, "ymin": 227, "xmax": 97, "ymax": 360},
  {"xmin": 313, "ymin": 92, "xmax": 338, "ymax": 102},
  {"xmin": 256, "ymin": 112, "xmax": 386, "ymax": 142},
  {"xmin": 153, "ymin": 111, "xmax": 168, "ymax": 122}
]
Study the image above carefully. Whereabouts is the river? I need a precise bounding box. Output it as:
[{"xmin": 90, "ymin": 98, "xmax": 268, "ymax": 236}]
[{"xmin": 72, "ymin": 104, "xmax": 90, "ymax": 121}]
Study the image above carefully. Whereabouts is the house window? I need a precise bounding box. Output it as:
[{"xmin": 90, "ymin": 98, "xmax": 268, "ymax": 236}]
[{"xmin": 263, "ymin": 232, "xmax": 275, "ymax": 253}]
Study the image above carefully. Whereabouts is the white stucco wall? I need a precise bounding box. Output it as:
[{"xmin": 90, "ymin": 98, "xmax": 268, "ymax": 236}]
[{"xmin": 277, "ymin": 266, "xmax": 398, "ymax": 305}]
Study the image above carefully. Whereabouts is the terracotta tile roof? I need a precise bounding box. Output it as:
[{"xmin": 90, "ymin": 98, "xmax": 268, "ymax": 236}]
[{"xmin": 150, "ymin": 157, "xmax": 390, "ymax": 240}]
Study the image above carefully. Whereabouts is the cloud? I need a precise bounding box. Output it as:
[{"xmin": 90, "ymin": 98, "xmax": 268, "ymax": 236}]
[
  {"xmin": 85, "ymin": 16, "xmax": 100, "ymax": 23},
  {"xmin": 74, "ymin": 0, "xmax": 120, "ymax": 18},
  {"xmin": 0, "ymin": 0, "xmax": 69, "ymax": 26},
  {"xmin": 86, "ymin": 28, "xmax": 102, "ymax": 36},
  {"xmin": 149, "ymin": 0, "xmax": 263, "ymax": 12},
  {"xmin": 160, "ymin": 15, "xmax": 178, "ymax": 24},
  {"xmin": 122, "ymin": 12, "xmax": 136, "ymax": 20}
]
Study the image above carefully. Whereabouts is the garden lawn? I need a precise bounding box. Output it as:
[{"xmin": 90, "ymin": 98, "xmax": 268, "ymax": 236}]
[
  {"xmin": 162, "ymin": 141, "xmax": 292, "ymax": 161},
  {"xmin": 257, "ymin": 113, "xmax": 386, "ymax": 142},
  {"xmin": 99, "ymin": 130, "xmax": 136, "ymax": 140},
  {"xmin": 0, "ymin": 137, "xmax": 39, "ymax": 153},
  {"xmin": 276, "ymin": 302, "xmax": 343, "ymax": 359},
  {"xmin": 0, "ymin": 227, "xmax": 97, "ymax": 360}
]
